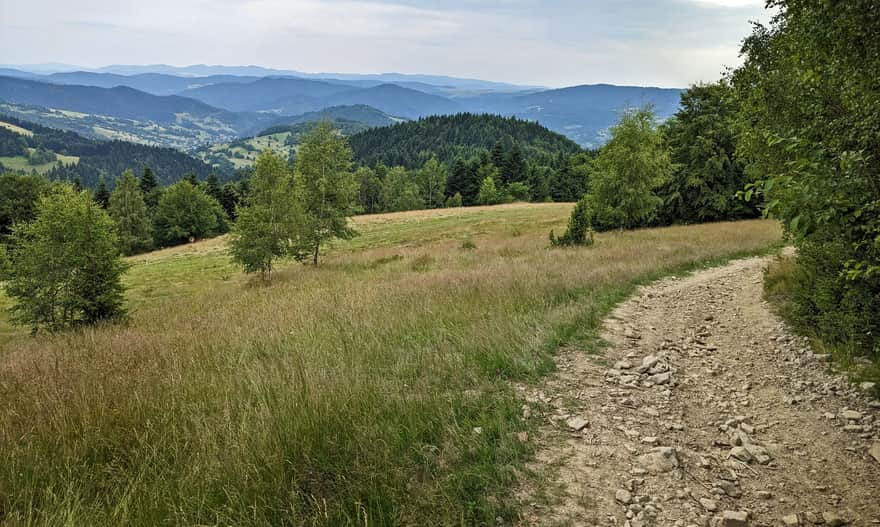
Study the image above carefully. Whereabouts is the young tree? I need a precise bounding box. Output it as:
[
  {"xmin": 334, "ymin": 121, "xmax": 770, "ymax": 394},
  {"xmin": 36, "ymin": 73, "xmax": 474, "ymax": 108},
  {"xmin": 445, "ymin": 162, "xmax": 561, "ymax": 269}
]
[
  {"xmin": 140, "ymin": 167, "xmax": 158, "ymax": 195},
  {"xmin": 477, "ymin": 175, "xmax": 501, "ymax": 205},
  {"xmin": 93, "ymin": 176, "xmax": 110, "ymax": 208},
  {"xmin": 550, "ymin": 196, "xmax": 594, "ymax": 247},
  {"xmin": 292, "ymin": 122, "xmax": 359, "ymax": 266},
  {"xmin": 108, "ymin": 170, "xmax": 153, "ymax": 255},
  {"xmin": 4, "ymin": 186, "xmax": 128, "ymax": 331},
  {"xmin": 415, "ymin": 157, "xmax": 448, "ymax": 209},
  {"xmin": 445, "ymin": 192, "xmax": 463, "ymax": 208},
  {"xmin": 229, "ymin": 150, "xmax": 300, "ymax": 280},
  {"xmin": 381, "ymin": 166, "xmax": 421, "ymax": 212},
  {"xmin": 586, "ymin": 107, "xmax": 672, "ymax": 230},
  {"xmin": 355, "ymin": 166, "xmax": 382, "ymax": 214},
  {"xmin": 153, "ymin": 181, "xmax": 227, "ymax": 247},
  {"xmin": 204, "ymin": 173, "xmax": 222, "ymax": 202}
]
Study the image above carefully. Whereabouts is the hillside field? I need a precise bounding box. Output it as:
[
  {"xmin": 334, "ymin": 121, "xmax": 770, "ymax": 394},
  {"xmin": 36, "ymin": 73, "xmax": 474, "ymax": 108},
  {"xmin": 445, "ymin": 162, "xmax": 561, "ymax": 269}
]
[{"xmin": 0, "ymin": 203, "xmax": 782, "ymax": 525}]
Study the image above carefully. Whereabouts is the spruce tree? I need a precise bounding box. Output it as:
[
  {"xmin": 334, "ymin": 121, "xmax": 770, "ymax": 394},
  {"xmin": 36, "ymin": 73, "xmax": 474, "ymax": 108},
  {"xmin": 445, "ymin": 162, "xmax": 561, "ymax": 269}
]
[{"xmin": 93, "ymin": 176, "xmax": 110, "ymax": 208}]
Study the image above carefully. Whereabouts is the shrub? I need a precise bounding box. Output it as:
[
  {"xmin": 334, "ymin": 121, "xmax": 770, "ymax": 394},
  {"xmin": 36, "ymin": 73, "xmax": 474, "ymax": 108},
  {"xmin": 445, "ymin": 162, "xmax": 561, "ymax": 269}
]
[
  {"xmin": 550, "ymin": 196, "xmax": 594, "ymax": 247},
  {"xmin": 445, "ymin": 192, "xmax": 463, "ymax": 208},
  {"xmin": 4, "ymin": 186, "xmax": 128, "ymax": 331}
]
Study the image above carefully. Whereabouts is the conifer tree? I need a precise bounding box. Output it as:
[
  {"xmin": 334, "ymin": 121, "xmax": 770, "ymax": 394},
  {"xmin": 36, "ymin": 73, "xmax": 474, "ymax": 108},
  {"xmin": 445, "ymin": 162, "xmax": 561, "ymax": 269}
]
[{"xmin": 93, "ymin": 176, "xmax": 110, "ymax": 208}]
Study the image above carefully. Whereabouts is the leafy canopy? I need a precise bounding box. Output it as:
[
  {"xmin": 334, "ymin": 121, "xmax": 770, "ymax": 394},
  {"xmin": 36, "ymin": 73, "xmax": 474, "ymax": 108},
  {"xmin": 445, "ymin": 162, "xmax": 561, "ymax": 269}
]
[{"xmin": 4, "ymin": 186, "xmax": 128, "ymax": 331}]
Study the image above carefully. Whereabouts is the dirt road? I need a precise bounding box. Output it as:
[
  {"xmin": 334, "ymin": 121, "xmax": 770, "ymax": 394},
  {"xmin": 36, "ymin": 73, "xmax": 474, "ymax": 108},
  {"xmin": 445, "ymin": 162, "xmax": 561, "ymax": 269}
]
[{"xmin": 519, "ymin": 255, "xmax": 880, "ymax": 526}]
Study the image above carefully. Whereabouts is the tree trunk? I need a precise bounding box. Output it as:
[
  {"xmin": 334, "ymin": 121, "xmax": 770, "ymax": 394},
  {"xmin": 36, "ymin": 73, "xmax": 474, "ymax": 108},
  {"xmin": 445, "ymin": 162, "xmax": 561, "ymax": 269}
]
[{"xmin": 313, "ymin": 240, "xmax": 320, "ymax": 267}]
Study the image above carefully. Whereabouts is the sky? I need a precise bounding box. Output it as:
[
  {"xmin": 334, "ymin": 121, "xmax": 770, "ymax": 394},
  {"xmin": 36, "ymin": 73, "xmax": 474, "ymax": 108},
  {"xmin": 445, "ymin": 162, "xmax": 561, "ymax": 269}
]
[{"xmin": 0, "ymin": 0, "xmax": 772, "ymax": 88}]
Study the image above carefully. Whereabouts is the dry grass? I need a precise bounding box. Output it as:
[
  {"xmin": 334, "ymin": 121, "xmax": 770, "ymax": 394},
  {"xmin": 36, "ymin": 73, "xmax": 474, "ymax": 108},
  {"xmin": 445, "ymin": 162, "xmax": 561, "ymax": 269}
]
[{"xmin": 0, "ymin": 203, "xmax": 782, "ymax": 526}]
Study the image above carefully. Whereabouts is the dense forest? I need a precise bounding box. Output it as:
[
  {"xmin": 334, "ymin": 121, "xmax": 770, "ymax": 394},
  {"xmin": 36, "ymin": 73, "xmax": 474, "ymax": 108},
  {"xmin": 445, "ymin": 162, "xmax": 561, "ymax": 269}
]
[
  {"xmin": 0, "ymin": 115, "xmax": 215, "ymax": 187},
  {"xmin": 348, "ymin": 113, "xmax": 582, "ymax": 169}
]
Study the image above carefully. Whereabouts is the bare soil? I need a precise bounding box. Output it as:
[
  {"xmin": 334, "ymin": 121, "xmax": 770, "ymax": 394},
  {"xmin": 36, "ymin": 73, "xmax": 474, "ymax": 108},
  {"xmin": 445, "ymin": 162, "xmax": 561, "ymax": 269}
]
[{"xmin": 518, "ymin": 255, "xmax": 880, "ymax": 527}]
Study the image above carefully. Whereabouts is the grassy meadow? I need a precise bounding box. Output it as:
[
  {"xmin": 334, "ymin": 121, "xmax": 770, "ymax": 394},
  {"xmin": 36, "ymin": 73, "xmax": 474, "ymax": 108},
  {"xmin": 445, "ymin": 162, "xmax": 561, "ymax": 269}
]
[{"xmin": 0, "ymin": 203, "xmax": 782, "ymax": 526}]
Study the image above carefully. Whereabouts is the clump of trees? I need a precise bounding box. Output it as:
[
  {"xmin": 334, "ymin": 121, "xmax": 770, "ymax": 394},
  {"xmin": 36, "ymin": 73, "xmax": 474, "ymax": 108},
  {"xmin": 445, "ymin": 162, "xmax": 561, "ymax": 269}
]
[{"xmin": 231, "ymin": 122, "xmax": 359, "ymax": 277}]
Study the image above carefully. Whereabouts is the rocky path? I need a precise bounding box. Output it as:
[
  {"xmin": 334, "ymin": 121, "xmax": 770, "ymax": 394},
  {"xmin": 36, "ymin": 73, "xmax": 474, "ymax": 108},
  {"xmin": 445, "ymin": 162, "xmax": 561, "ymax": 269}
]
[{"xmin": 517, "ymin": 255, "xmax": 880, "ymax": 527}]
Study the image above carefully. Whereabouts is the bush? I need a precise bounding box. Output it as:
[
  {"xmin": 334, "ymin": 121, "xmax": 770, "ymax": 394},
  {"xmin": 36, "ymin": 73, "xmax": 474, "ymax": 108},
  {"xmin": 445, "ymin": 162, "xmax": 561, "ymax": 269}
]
[
  {"xmin": 508, "ymin": 182, "xmax": 531, "ymax": 202},
  {"xmin": 4, "ymin": 186, "xmax": 128, "ymax": 331},
  {"xmin": 550, "ymin": 196, "xmax": 594, "ymax": 247},
  {"xmin": 445, "ymin": 192, "xmax": 463, "ymax": 208},
  {"xmin": 153, "ymin": 181, "xmax": 227, "ymax": 247}
]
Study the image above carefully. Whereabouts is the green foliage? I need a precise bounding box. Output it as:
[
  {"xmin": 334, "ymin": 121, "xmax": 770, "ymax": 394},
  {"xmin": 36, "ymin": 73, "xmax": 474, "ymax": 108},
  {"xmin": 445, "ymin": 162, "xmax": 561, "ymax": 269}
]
[
  {"xmin": 657, "ymin": 82, "xmax": 758, "ymax": 224},
  {"xmin": 445, "ymin": 192, "xmax": 463, "ymax": 208},
  {"xmin": 153, "ymin": 181, "xmax": 227, "ymax": 247},
  {"xmin": 27, "ymin": 146, "xmax": 56, "ymax": 165},
  {"xmin": 586, "ymin": 107, "xmax": 672, "ymax": 230},
  {"xmin": 381, "ymin": 166, "xmax": 422, "ymax": 212},
  {"xmin": 731, "ymin": 0, "xmax": 880, "ymax": 359},
  {"xmin": 0, "ymin": 172, "xmax": 49, "ymax": 238},
  {"xmin": 108, "ymin": 170, "xmax": 153, "ymax": 255},
  {"xmin": 0, "ymin": 243, "xmax": 10, "ymax": 280},
  {"xmin": 292, "ymin": 122, "xmax": 359, "ymax": 265},
  {"xmin": 550, "ymin": 196, "xmax": 594, "ymax": 247},
  {"xmin": 508, "ymin": 182, "xmax": 531, "ymax": 202},
  {"xmin": 348, "ymin": 113, "xmax": 582, "ymax": 170},
  {"xmin": 4, "ymin": 186, "xmax": 127, "ymax": 331},
  {"xmin": 477, "ymin": 174, "xmax": 502, "ymax": 206},
  {"xmin": 355, "ymin": 166, "xmax": 382, "ymax": 214},
  {"xmin": 415, "ymin": 156, "xmax": 448, "ymax": 209},
  {"xmin": 230, "ymin": 151, "xmax": 301, "ymax": 279},
  {"xmin": 93, "ymin": 176, "xmax": 110, "ymax": 208}
]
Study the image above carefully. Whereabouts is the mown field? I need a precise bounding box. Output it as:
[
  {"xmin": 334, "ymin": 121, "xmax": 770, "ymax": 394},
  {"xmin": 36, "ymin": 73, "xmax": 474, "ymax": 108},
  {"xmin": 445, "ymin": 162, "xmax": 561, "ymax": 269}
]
[{"xmin": 0, "ymin": 203, "xmax": 782, "ymax": 526}]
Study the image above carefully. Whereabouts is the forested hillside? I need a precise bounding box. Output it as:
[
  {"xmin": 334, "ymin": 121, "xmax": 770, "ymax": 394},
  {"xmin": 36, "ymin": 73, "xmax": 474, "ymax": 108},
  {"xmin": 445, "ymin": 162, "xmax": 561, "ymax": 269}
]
[
  {"xmin": 0, "ymin": 115, "xmax": 214, "ymax": 186},
  {"xmin": 349, "ymin": 113, "xmax": 582, "ymax": 169}
]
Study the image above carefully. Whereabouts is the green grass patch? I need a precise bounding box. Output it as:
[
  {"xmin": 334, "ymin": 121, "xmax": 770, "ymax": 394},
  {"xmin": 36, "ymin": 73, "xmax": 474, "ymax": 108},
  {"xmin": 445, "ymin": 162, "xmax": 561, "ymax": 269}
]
[{"xmin": 0, "ymin": 204, "xmax": 782, "ymax": 526}]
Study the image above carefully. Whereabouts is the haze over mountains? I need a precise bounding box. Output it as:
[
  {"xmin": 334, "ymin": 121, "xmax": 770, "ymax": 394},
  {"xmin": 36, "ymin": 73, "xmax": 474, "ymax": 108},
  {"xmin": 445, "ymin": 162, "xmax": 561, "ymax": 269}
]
[{"xmin": 0, "ymin": 64, "xmax": 682, "ymax": 149}]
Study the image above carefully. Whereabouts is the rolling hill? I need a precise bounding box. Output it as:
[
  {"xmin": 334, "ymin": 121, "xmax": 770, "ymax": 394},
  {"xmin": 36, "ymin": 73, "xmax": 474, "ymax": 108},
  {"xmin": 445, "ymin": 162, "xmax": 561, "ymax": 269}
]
[
  {"xmin": 196, "ymin": 105, "xmax": 398, "ymax": 171},
  {"xmin": 458, "ymin": 84, "xmax": 683, "ymax": 147},
  {"xmin": 0, "ymin": 68, "xmax": 684, "ymax": 148},
  {"xmin": 348, "ymin": 113, "xmax": 582, "ymax": 169},
  {"xmin": 0, "ymin": 115, "xmax": 215, "ymax": 186}
]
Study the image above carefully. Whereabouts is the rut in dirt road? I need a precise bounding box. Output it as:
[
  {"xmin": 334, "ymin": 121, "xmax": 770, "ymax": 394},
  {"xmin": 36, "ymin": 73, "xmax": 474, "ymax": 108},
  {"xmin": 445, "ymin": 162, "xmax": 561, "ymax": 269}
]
[{"xmin": 518, "ymin": 255, "xmax": 880, "ymax": 527}]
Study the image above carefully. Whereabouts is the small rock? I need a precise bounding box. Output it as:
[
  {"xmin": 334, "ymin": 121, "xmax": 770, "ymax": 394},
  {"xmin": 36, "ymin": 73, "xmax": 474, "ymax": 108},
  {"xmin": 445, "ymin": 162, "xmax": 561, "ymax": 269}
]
[
  {"xmin": 728, "ymin": 446, "xmax": 753, "ymax": 463},
  {"xmin": 700, "ymin": 498, "xmax": 718, "ymax": 512},
  {"xmin": 756, "ymin": 491, "xmax": 772, "ymax": 500},
  {"xmin": 616, "ymin": 488, "xmax": 633, "ymax": 505},
  {"xmin": 744, "ymin": 443, "xmax": 773, "ymax": 465},
  {"xmin": 781, "ymin": 514, "xmax": 800, "ymax": 526},
  {"xmin": 649, "ymin": 372, "xmax": 672, "ymax": 385},
  {"xmin": 625, "ymin": 327, "xmax": 641, "ymax": 340},
  {"xmin": 637, "ymin": 447, "xmax": 679, "ymax": 474},
  {"xmin": 859, "ymin": 381, "xmax": 876, "ymax": 392},
  {"xmin": 516, "ymin": 431, "xmax": 529, "ymax": 442},
  {"xmin": 641, "ymin": 436, "xmax": 659, "ymax": 445},
  {"xmin": 473, "ymin": 427, "xmax": 483, "ymax": 434},
  {"xmin": 870, "ymin": 442, "xmax": 880, "ymax": 465},
  {"xmin": 616, "ymin": 360, "xmax": 634, "ymax": 370},
  {"xmin": 720, "ymin": 510, "xmax": 750, "ymax": 527},
  {"xmin": 566, "ymin": 417, "xmax": 589, "ymax": 431},
  {"xmin": 841, "ymin": 410, "xmax": 863, "ymax": 421},
  {"xmin": 822, "ymin": 512, "xmax": 847, "ymax": 526}
]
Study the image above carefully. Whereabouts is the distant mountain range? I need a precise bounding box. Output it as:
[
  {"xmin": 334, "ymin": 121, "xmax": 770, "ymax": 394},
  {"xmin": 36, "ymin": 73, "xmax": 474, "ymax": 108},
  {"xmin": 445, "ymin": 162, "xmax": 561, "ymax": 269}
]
[{"xmin": 0, "ymin": 64, "xmax": 683, "ymax": 149}]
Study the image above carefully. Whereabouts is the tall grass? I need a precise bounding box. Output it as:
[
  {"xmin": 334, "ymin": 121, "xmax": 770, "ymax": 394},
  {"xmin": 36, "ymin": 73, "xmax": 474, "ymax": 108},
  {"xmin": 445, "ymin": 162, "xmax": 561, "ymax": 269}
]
[{"xmin": 0, "ymin": 204, "xmax": 781, "ymax": 526}]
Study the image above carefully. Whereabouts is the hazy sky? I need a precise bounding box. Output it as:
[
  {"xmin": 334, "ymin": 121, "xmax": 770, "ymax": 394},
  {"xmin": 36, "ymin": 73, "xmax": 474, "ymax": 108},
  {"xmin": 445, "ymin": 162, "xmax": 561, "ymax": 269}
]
[{"xmin": 0, "ymin": 0, "xmax": 771, "ymax": 87}]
